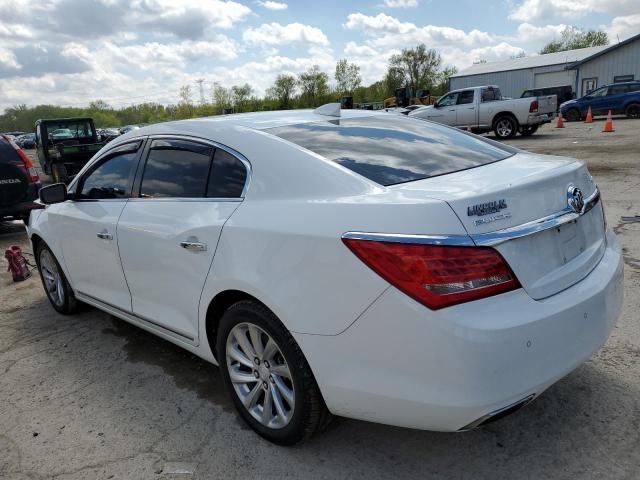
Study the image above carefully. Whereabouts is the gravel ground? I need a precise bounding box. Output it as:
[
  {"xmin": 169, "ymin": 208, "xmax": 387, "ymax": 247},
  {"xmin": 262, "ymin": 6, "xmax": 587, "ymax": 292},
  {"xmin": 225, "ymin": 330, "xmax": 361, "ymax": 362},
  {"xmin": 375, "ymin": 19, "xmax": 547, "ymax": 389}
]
[{"xmin": 1, "ymin": 118, "xmax": 639, "ymax": 479}]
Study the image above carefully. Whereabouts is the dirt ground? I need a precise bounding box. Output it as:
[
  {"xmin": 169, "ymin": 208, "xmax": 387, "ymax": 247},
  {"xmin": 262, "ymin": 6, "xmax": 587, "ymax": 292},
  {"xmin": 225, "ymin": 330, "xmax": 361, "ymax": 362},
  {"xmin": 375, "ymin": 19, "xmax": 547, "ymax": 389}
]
[{"xmin": 1, "ymin": 118, "xmax": 639, "ymax": 479}]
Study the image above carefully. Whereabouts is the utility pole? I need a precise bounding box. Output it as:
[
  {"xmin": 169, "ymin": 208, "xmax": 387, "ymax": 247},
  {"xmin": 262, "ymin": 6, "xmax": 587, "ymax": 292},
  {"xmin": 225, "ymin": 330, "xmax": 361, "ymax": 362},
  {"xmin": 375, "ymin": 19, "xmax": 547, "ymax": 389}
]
[{"xmin": 196, "ymin": 79, "xmax": 205, "ymax": 105}]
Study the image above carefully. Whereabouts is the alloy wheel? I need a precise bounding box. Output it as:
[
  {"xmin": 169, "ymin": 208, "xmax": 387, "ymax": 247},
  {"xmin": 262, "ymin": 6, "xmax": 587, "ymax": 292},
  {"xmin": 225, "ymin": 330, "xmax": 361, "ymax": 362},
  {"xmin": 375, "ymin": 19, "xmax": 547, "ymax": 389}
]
[
  {"xmin": 225, "ymin": 322, "xmax": 295, "ymax": 429},
  {"xmin": 39, "ymin": 249, "xmax": 65, "ymax": 307},
  {"xmin": 496, "ymin": 119, "xmax": 514, "ymax": 138}
]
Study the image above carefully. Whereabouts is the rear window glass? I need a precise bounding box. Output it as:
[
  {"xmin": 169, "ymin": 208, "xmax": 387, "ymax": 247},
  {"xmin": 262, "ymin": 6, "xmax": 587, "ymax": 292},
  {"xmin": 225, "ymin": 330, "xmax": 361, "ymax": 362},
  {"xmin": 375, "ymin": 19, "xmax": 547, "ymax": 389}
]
[{"xmin": 268, "ymin": 115, "xmax": 516, "ymax": 186}]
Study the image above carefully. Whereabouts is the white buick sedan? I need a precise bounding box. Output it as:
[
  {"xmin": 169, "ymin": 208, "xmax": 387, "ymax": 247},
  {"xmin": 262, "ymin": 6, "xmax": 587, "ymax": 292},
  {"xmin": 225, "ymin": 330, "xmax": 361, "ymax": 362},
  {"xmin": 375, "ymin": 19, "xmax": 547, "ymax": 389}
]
[{"xmin": 29, "ymin": 106, "xmax": 623, "ymax": 445}]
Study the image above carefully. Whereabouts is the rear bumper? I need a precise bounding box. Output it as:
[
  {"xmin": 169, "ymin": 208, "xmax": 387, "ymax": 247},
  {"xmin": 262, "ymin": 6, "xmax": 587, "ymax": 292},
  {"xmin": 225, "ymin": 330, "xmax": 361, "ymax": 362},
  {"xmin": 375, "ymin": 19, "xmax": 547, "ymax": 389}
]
[
  {"xmin": 295, "ymin": 229, "xmax": 623, "ymax": 431},
  {"xmin": 528, "ymin": 112, "xmax": 556, "ymax": 124},
  {"xmin": 0, "ymin": 183, "xmax": 42, "ymax": 219}
]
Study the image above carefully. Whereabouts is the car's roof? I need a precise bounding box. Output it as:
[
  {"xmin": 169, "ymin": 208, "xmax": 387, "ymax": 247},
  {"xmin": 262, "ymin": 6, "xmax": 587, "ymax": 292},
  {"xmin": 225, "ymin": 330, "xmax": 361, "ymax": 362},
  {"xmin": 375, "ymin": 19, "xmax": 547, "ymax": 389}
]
[{"xmin": 127, "ymin": 108, "xmax": 382, "ymax": 137}]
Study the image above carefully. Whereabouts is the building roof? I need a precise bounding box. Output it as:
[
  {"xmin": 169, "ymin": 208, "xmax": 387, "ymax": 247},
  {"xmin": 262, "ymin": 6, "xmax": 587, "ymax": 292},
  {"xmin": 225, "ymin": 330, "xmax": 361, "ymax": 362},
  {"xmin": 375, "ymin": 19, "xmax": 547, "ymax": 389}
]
[
  {"xmin": 452, "ymin": 45, "xmax": 609, "ymax": 78},
  {"xmin": 571, "ymin": 32, "xmax": 640, "ymax": 67}
]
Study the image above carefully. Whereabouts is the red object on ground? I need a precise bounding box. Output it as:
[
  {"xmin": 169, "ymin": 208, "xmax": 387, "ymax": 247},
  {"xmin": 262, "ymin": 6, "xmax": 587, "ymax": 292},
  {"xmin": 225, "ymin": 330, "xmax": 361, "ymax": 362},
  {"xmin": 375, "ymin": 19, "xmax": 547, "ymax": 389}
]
[
  {"xmin": 603, "ymin": 110, "xmax": 615, "ymax": 132},
  {"xmin": 556, "ymin": 112, "xmax": 565, "ymax": 128},
  {"xmin": 5, "ymin": 245, "xmax": 31, "ymax": 282},
  {"xmin": 585, "ymin": 106, "xmax": 593, "ymax": 123}
]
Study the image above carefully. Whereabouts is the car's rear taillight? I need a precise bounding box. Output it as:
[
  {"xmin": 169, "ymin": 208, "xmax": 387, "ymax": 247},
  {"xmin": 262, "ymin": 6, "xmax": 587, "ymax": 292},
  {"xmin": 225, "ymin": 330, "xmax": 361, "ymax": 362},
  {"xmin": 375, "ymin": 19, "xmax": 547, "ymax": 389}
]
[
  {"xmin": 342, "ymin": 239, "xmax": 521, "ymax": 310},
  {"xmin": 529, "ymin": 100, "xmax": 539, "ymax": 113},
  {"xmin": 10, "ymin": 141, "xmax": 39, "ymax": 183}
]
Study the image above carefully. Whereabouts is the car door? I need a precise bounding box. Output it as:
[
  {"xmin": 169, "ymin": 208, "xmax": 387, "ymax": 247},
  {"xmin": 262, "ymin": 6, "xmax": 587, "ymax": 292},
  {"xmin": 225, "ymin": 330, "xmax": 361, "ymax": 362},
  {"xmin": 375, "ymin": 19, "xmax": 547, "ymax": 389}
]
[
  {"xmin": 605, "ymin": 84, "xmax": 630, "ymax": 113},
  {"xmin": 117, "ymin": 137, "xmax": 248, "ymax": 343},
  {"xmin": 587, "ymin": 86, "xmax": 611, "ymax": 115},
  {"xmin": 455, "ymin": 89, "xmax": 476, "ymax": 127},
  {"xmin": 49, "ymin": 140, "xmax": 143, "ymax": 311},
  {"xmin": 429, "ymin": 92, "xmax": 459, "ymax": 125}
]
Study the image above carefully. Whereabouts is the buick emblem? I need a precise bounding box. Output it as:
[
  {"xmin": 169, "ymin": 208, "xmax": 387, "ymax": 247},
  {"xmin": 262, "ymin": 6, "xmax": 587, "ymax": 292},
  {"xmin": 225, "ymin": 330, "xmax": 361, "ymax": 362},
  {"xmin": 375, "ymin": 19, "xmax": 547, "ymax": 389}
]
[{"xmin": 567, "ymin": 185, "xmax": 585, "ymax": 213}]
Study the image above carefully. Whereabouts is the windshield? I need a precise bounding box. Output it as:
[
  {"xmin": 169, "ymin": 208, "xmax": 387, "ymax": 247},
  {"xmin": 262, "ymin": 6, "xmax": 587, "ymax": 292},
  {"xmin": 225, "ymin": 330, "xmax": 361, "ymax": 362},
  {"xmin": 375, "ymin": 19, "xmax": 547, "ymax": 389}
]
[
  {"xmin": 268, "ymin": 115, "xmax": 516, "ymax": 186},
  {"xmin": 46, "ymin": 120, "xmax": 94, "ymax": 140}
]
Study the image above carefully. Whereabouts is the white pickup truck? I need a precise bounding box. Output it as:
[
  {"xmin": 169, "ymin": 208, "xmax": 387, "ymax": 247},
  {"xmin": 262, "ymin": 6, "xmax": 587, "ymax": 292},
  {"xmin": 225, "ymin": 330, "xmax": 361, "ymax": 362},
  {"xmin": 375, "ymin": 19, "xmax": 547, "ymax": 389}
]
[{"xmin": 408, "ymin": 85, "xmax": 557, "ymax": 138}]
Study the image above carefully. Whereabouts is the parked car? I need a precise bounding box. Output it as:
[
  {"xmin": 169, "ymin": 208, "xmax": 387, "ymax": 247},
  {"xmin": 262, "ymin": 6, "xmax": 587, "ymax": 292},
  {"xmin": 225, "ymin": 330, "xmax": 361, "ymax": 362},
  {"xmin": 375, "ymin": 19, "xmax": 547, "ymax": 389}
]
[
  {"xmin": 409, "ymin": 85, "xmax": 557, "ymax": 138},
  {"xmin": 0, "ymin": 135, "xmax": 41, "ymax": 221},
  {"xmin": 521, "ymin": 85, "xmax": 574, "ymax": 109},
  {"xmin": 29, "ymin": 107, "xmax": 623, "ymax": 445},
  {"xmin": 560, "ymin": 81, "xmax": 640, "ymax": 121},
  {"xmin": 17, "ymin": 133, "xmax": 36, "ymax": 149}
]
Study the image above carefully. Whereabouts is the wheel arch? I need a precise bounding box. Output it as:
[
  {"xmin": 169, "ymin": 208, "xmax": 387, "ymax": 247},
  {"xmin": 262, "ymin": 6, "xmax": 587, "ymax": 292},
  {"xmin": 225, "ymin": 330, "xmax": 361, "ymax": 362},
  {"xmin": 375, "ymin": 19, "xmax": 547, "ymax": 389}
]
[
  {"xmin": 492, "ymin": 111, "xmax": 519, "ymax": 129},
  {"xmin": 205, "ymin": 289, "xmax": 272, "ymax": 361}
]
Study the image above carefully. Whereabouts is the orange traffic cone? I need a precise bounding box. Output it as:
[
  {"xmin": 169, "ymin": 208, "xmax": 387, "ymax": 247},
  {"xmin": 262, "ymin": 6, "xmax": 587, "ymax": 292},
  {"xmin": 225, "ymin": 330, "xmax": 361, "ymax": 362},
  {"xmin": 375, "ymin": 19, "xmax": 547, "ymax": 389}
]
[
  {"xmin": 603, "ymin": 110, "xmax": 615, "ymax": 133},
  {"xmin": 556, "ymin": 112, "xmax": 565, "ymax": 128},
  {"xmin": 585, "ymin": 106, "xmax": 593, "ymax": 123}
]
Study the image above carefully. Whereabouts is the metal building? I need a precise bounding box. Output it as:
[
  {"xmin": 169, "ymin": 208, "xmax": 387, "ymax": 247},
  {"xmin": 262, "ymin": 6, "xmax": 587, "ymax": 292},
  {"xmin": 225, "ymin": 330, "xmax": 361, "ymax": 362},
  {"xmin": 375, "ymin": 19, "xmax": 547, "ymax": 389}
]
[{"xmin": 450, "ymin": 33, "xmax": 640, "ymax": 98}]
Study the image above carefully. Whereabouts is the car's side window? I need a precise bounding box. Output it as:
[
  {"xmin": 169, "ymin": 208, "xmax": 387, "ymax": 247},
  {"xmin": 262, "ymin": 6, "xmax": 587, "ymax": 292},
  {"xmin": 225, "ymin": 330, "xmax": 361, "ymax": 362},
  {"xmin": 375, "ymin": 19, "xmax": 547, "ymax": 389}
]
[
  {"xmin": 77, "ymin": 143, "xmax": 140, "ymax": 200},
  {"xmin": 457, "ymin": 90, "xmax": 474, "ymax": 105},
  {"xmin": 438, "ymin": 93, "xmax": 458, "ymax": 107},
  {"xmin": 207, "ymin": 149, "xmax": 247, "ymax": 198},
  {"xmin": 140, "ymin": 139, "xmax": 213, "ymax": 198},
  {"xmin": 609, "ymin": 85, "xmax": 629, "ymax": 95}
]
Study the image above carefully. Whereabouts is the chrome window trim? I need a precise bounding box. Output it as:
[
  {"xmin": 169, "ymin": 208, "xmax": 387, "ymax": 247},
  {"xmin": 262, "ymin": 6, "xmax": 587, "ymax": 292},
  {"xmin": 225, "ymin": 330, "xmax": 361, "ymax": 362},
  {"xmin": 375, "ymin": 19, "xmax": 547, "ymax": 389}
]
[
  {"xmin": 127, "ymin": 197, "xmax": 242, "ymax": 203},
  {"xmin": 343, "ymin": 187, "xmax": 600, "ymax": 248}
]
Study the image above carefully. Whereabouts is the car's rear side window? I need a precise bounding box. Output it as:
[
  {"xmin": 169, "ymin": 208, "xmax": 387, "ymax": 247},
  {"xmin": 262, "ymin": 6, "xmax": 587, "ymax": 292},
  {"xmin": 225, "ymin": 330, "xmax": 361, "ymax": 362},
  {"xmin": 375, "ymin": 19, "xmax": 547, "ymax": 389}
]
[
  {"xmin": 140, "ymin": 139, "xmax": 213, "ymax": 198},
  {"xmin": 207, "ymin": 149, "xmax": 247, "ymax": 198},
  {"xmin": 268, "ymin": 116, "xmax": 516, "ymax": 186}
]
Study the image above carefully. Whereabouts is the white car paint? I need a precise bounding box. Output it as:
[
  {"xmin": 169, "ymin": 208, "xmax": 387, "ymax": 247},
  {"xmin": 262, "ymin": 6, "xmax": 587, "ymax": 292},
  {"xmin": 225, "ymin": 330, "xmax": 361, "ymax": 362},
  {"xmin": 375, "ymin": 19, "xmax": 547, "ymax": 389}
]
[{"xmin": 28, "ymin": 108, "xmax": 623, "ymax": 433}]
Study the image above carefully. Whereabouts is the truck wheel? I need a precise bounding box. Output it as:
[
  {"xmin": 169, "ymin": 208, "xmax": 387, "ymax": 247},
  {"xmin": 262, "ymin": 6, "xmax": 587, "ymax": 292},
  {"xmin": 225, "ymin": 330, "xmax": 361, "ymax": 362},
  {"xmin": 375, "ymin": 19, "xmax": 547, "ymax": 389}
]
[
  {"xmin": 519, "ymin": 125, "xmax": 539, "ymax": 136},
  {"xmin": 625, "ymin": 103, "xmax": 640, "ymax": 119},
  {"xmin": 564, "ymin": 108, "xmax": 581, "ymax": 122},
  {"xmin": 494, "ymin": 116, "xmax": 518, "ymax": 139}
]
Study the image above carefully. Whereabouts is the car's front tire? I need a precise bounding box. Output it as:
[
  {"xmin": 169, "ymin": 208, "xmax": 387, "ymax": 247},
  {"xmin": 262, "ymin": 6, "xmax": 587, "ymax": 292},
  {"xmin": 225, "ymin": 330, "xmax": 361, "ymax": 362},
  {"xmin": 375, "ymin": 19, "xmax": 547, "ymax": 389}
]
[
  {"xmin": 564, "ymin": 108, "xmax": 581, "ymax": 122},
  {"xmin": 217, "ymin": 300, "xmax": 330, "ymax": 445},
  {"xmin": 36, "ymin": 242, "xmax": 79, "ymax": 315}
]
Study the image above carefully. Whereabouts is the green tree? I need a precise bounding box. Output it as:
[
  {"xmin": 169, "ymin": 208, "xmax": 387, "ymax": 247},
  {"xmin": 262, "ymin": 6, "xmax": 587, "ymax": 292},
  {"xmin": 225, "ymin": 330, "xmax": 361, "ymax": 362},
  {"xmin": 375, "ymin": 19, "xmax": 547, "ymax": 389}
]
[
  {"xmin": 212, "ymin": 83, "xmax": 232, "ymax": 114},
  {"xmin": 540, "ymin": 27, "xmax": 609, "ymax": 54},
  {"xmin": 434, "ymin": 66, "xmax": 458, "ymax": 96},
  {"xmin": 388, "ymin": 44, "xmax": 442, "ymax": 94},
  {"xmin": 231, "ymin": 83, "xmax": 253, "ymax": 113},
  {"xmin": 177, "ymin": 85, "xmax": 194, "ymax": 118},
  {"xmin": 298, "ymin": 65, "xmax": 330, "ymax": 107},
  {"xmin": 266, "ymin": 74, "xmax": 297, "ymax": 109},
  {"xmin": 335, "ymin": 59, "xmax": 361, "ymax": 95}
]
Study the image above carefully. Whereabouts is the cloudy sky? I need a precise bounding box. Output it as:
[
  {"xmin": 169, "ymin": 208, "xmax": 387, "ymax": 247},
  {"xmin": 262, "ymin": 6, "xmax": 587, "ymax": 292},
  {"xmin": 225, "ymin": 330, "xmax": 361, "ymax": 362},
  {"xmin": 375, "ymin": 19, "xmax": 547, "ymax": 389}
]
[{"xmin": 0, "ymin": 0, "xmax": 638, "ymax": 110}]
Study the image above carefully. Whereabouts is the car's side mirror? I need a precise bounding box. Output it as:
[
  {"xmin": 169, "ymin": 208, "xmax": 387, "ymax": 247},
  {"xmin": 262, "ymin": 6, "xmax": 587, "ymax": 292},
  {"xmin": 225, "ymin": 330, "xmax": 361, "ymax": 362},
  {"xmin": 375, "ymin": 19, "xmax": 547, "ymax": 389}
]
[
  {"xmin": 433, "ymin": 102, "xmax": 439, "ymax": 108},
  {"xmin": 39, "ymin": 183, "xmax": 68, "ymax": 204}
]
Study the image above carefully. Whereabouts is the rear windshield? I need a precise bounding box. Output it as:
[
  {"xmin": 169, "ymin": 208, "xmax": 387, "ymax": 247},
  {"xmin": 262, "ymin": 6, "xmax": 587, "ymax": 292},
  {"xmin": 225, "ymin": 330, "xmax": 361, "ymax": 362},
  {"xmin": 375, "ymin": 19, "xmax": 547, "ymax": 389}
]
[{"xmin": 268, "ymin": 115, "xmax": 516, "ymax": 186}]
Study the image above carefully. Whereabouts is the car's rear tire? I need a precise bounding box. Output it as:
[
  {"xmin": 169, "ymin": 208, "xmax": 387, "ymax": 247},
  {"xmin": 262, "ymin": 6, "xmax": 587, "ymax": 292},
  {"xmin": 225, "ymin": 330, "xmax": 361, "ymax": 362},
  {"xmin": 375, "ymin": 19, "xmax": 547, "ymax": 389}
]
[
  {"xmin": 625, "ymin": 103, "xmax": 640, "ymax": 119},
  {"xmin": 493, "ymin": 115, "xmax": 518, "ymax": 139},
  {"xmin": 217, "ymin": 300, "xmax": 331, "ymax": 445},
  {"xmin": 36, "ymin": 242, "xmax": 79, "ymax": 315},
  {"xmin": 564, "ymin": 108, "xmax": 581, "ymax": 122},
  {"xmin": 519, "ymin": 125, "xmax": 539, "ymax": 136}
]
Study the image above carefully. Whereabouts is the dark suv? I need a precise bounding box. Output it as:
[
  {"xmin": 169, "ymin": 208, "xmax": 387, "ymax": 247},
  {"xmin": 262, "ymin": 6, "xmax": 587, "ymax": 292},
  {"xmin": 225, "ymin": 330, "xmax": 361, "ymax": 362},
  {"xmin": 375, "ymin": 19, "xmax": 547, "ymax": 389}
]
[{"xmin": 0, "ymin": 135, "xmax": 42, "ymax": 221}]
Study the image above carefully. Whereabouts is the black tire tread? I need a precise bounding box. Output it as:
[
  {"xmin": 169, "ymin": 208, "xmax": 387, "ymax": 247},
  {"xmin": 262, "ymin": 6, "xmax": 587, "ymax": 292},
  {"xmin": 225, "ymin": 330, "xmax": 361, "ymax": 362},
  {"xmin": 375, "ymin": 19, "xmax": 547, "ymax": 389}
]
[
  {"xmin": 36, "ymin": 242, "xmax": 79, "ymax": 315},
  {"xmin": 218, "ymin": 300, "xmax": 331, "ymax": 445}
]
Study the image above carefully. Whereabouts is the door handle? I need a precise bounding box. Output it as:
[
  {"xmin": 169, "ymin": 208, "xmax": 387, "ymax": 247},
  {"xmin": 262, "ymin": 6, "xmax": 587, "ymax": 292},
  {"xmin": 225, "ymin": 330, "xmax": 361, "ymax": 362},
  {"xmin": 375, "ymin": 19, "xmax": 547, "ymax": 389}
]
[
  {"xmin": 97, "ymin": 231, "xmax": 113, "ymax": 240},
  {"xmin": 180, "ymin": 241, "xmax": 207, "ymax": 252},
  {"xmin": 449, "ymin": 109, "xmax": 455, "ymax": 111}
]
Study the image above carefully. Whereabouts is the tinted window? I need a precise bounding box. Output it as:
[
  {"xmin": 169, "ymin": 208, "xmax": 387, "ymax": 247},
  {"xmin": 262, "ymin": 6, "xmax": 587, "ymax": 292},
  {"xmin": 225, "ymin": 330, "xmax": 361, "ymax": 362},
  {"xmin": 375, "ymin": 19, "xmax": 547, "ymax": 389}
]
[
  {"xmin": 207, "ymin": 149, "xmax": 247, "ymax": 198},
  {"xmin": 269, "ymin": 116, "xmax": 516, "ymax": 186},
  {"xmin": 609, "ymin": 85, "xmax": 629, "ymax": 95},
  {"xmin": 79, "ymin": 151, "xmax": 137, "ymax": 199},
  {"xmin": 481, "ymin": 88, "xmax": 501, "ymax": 102},
  {"xmin": 630, "ymin": 83, "xmax": 640, "ymax": 92},
  {"xmin": 457, "ymin": 90, "xmax": 474, "ymax": 105},
  {"xmin": 140, "ymin": 140, "xmax": 213, "ymax": 198}
]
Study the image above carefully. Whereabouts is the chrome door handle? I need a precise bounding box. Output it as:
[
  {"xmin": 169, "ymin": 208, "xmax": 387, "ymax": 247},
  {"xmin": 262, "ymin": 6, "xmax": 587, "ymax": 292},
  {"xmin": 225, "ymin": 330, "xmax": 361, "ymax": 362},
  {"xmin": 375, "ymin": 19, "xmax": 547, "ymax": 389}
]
[
  {"xmin": 97, "ymin": 232, "xmax": 113, "ymax": 240},
  {"xmin": 180, "ymin": 241, "xmax": 207, "ymax": 252}
]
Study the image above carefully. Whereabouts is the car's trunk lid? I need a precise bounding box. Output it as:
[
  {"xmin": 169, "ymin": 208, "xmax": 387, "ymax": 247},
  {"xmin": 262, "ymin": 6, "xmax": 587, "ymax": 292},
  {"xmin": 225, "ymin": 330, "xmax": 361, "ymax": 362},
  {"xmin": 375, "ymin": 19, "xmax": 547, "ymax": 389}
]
[{"xmin": 395, "ymin": 152, "xmax": 605, "ymax": 299}]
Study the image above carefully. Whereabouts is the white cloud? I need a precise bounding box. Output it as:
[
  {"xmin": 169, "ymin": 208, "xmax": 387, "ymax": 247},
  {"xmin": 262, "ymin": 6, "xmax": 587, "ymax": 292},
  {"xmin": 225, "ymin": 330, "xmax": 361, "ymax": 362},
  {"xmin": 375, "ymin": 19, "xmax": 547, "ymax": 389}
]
[
  {"xmin": 344, "ymin": 42, "xmax": 378, "ymax": 57},
  {"xmin": 606, "ymin": 14, "xmax": 640, "ymax": 41},
  {"xmin": 509, "ymin": 0, "xmax": 638, "ymax": 22},
  {"xmin": 383, "ymin": 0, "xmax": 418, "ymax": 7},
  {"xmin": 257, "ymin": 1, "xmax": 288, "ymax": 10},
  {"xmin": 344, "ymin": 13, "xmax": 494, "ymax": 48},
  {"xmin": 243, "ymin": 22, "xmax": 330, "ymax": 47}
]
